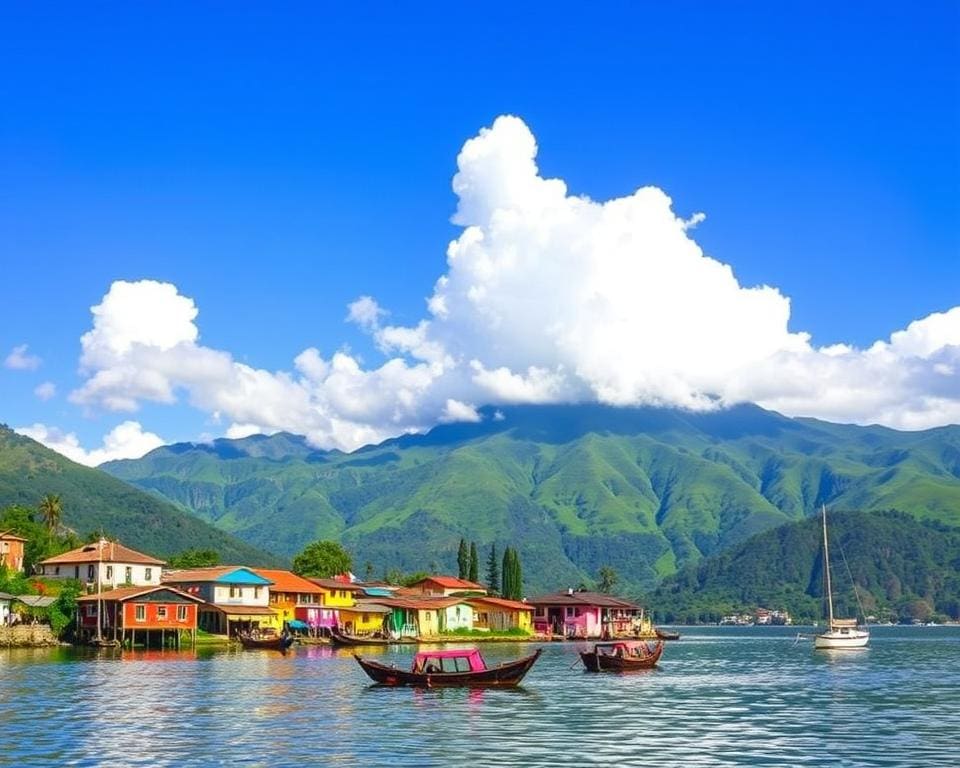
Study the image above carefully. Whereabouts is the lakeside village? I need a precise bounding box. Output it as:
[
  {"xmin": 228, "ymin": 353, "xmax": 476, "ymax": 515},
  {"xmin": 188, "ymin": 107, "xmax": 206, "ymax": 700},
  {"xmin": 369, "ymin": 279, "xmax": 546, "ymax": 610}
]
[{"xmin": 0, "ymin": 530, "xmax": 686, "ymax": 649}]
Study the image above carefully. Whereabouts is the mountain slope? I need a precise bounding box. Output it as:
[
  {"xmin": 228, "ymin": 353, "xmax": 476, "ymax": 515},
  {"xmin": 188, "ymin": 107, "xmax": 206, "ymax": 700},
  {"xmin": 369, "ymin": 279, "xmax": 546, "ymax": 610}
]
[
  {"xmin": 0, "ymin": 425, "xmax": 279, "ymax": 565},
  {"xmin": 102, "ymin": 404, "xmax": 960, "ymax": 590},
  {"xmin": 648, "ymin": 509, "xmax": 960, "ymax": 622}
]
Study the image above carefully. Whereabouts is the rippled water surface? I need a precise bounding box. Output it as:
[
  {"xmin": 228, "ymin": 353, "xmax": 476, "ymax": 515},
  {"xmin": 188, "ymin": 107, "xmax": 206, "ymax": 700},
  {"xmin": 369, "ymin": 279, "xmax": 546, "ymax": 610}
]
[{"xmin": 2, "ymin": 626, "xmax": 959, "ymax": 767}]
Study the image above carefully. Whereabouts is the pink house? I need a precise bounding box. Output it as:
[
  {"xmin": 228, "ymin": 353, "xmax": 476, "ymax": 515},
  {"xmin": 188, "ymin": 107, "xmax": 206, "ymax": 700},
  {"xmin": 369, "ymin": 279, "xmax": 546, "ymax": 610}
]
[{"xmin": 529, "ymin": 589, "xmax": 644, "ymax": 638}]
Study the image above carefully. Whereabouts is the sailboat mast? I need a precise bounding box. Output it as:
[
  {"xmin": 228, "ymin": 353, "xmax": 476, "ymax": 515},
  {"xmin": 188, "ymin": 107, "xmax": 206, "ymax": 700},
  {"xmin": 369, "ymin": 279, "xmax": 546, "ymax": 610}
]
[{"xmin": 821, "ymin": 505, "xmax": 835, "ymax": 629}]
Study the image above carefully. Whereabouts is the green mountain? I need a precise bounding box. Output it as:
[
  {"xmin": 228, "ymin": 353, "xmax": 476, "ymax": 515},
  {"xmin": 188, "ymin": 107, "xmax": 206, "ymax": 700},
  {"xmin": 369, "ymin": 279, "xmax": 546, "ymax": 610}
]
[
  {"xmin": 102, "ymin": 404, "xmax": 960, "ymax": 591},
  {"xmin": 0, "ymin": 425, "xmax": 279, "ymax": 566},
  {"xmin": 648, "ymin": 509, "xmax": 960, "ymax": 623}
]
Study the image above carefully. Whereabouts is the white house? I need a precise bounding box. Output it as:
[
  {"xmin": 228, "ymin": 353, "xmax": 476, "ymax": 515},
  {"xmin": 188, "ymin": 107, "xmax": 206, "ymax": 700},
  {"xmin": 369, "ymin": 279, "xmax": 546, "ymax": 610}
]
[
  {"xmin": 38, "ymin": 541, "xmax": 165, "ymax": 588},
  {"xmin": 161, "ymin": 566, "xmax": 276, "ymax": 635}
]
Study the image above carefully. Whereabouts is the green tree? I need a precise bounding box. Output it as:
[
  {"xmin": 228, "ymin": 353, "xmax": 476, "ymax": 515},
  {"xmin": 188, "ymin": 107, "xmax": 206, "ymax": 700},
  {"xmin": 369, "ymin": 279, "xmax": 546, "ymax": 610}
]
[
  {"xmin": 597, "ymin": 565, "xmax": 619, "ymax": 594},
  {"xmin": 457, "ymin": 538, "xmax": 470, "ymax": 579},
  {"xmin": 48, "ymin": 579, "xmax": 83, "ymax": 638},
  {"xmin": 167, "ymin": 548, "xmax": 221, "ymax": 569},
  {"xmin": 501, "ymin": 547, "xmax": 523, "ymax": 600},
  {"xmin": 486, "ymin": 543, "xmax": 500, "ymax": 595},
  {"xmin": 292, "ymin": 540, "xmax": 353, "ymax": 578},
  {"xmin": 38, "ymin": 494, "xmax": 63, "ymax": 533},
  {"xmin": 364, "ymin": 561, "xmax": 375, "ymax": 581},
  {"xmin": 468, "ymin": 542, "xmax": 479, "ymax": 583}
]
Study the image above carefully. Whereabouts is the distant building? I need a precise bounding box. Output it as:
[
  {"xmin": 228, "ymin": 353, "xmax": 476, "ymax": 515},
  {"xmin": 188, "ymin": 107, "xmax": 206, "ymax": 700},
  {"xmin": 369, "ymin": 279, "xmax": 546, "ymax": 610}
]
[
  {"xmin": 0, "ymin": 531, "xmax": 27, "ymax": 573},
  {"xmin": 39, "ymin": 541, "xmax": 164, "ymax": 589},
  {"xmin": 467, "ymin": 596, "xmax": 533, "ymax": 633}
]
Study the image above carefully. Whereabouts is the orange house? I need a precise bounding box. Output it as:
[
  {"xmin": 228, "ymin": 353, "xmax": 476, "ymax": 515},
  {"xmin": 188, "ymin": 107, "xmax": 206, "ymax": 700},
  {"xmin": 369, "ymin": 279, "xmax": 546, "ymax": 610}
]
[
  {"xmin": 0, "ymin": 531, "xmax": 27, "ymax": 572},
  {"xmin": 76, "ymin": 585, "xmax": 205, "ymax": 647}
]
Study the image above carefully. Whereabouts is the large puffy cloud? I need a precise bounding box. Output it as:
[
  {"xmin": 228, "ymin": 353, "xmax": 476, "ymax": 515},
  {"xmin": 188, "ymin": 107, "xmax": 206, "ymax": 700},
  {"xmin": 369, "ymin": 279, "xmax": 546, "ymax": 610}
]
[
  {"xmin": 16, "ymin": 421, "xmax": 166, "ymax": 466},
  {"xmin": 40, "ymin": 115, "xmax": 959, "ymax": 458}
]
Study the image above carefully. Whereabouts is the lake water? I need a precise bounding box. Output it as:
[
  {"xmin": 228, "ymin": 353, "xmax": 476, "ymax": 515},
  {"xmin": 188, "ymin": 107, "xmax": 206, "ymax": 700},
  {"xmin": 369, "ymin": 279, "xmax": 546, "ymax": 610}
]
[{"xmin": 2, "ymin": 626, "xmax": 958, "ymax": 767}]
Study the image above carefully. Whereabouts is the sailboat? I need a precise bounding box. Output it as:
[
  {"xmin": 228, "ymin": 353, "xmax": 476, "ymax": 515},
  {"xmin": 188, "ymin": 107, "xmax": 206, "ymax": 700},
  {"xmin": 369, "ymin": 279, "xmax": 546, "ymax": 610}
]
[{"xmin": 814, "ymin": 505, "xmax": 869, "ymax": 650}]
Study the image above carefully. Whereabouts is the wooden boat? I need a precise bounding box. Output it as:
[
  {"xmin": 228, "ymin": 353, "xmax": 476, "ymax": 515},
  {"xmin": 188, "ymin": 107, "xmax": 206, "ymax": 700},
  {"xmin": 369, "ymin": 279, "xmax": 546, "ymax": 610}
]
[
  {"xmin": 238, "ymin": 631, "xmax": 295, "ymax": 651},
  {"xmin": 655, "ymin": 628, "xmax": 681, "ymax": 641},
  {"xmin": 354, "ymin": 647, "xmax": 542, "ymax": 687},
  {"xmin": 814, "ymin": 505, "xmax": 869, "ymax": 650},
  {"xmin": 580, "ymin": 640, "xmax": 663, "ymax": 671},
  {"xmin": 329, "ymin": 628, "xmax": 416, "ymax": 647}
]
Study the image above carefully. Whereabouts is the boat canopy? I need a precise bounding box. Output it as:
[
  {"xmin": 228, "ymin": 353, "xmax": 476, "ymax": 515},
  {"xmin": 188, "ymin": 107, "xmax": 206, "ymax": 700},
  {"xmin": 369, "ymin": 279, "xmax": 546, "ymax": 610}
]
[
  {"xmin": 831, "ymin": 618, "xmax": 859, "ymax": 628},
  {"xmin": 413, "ymin": 649, "xmax": 486, "ymax": 672},
  {"xmin": 286, "ymin": 619, "xmax": 309, "ymax": 630}
]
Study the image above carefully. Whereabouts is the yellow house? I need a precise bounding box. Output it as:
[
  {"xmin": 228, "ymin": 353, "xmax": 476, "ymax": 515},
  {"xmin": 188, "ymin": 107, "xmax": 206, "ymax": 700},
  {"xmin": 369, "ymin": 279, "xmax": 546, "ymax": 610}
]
[
  {"xmin": 468, "ymin": 597, "xmax": 533, "ymax": 633},
  {"xmin": 252, "ymin": 569, "xmax": 326, "ymax": 628},
  {"xmin": 338, "ymin": 601, "xmax": 391, "ymax": 635},
  {"xmin": 307, "ymin": 578, "xmax": 365, "ymax": 608}
]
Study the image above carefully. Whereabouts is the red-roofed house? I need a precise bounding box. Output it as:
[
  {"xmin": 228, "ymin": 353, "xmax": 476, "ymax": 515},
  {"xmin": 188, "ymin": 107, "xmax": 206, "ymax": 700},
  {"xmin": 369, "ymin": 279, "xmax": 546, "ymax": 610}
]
[
  {"xmin": 0, "ymin": 530, "xmax": 27, "ymax": 572},
  {"xmin": 39, "ymin": 540, "xmax": 164, "ymax": 589},
  {"xmin": 408, "ymin": 576, "xmax": 487, "ymax": 597},
  {"xmin": 76, "ymin": 585, "xmax": 205, "ymax": 647}
]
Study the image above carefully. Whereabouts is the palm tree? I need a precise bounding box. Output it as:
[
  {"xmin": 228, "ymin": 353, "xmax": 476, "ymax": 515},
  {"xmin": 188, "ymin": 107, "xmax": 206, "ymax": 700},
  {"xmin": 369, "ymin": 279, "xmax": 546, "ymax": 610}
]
[{"xmin": 38, "ymin": 494, "xmax": 63, "ymax": 532}]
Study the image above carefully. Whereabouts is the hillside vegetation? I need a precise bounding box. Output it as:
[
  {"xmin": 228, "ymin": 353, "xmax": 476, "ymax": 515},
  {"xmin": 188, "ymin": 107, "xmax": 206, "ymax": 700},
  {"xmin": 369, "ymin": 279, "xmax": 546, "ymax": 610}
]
[
  {"xmin": 648, "ymin": 510, "xmax": 960, "ymax": 623},
  {"xmin": 102, "ymin": 404, "xmax": 960, "ymax": 591},
  {"xmin": 0, "ymin": 425, "xmax": 279, "ymax": 566}
]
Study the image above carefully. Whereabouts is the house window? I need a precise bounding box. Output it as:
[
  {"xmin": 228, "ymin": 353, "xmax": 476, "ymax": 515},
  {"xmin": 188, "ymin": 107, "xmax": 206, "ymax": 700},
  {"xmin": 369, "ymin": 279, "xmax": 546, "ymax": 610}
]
[
  {"xmin": 254, "ymin": 587, "xmax": 261, "ymax": 599},
  {"xmin": 135, "ymin": 605, "xmax": 146, "ymax": 622},
  {"xmin": 157, "ymin": 606, "xmax": 168, "ymax": 620},
  {"xmin": 73, "ymin": 566, "xmax": 77, "ymax": 578},
  {"xmin": 230, "ymin": 585, "xmax": 241, "ymax": 598},
  {"xmin": 125, "ymin": 567, "xmax": 132, "ymax": 583},
  {"xmin": 86, "ymin": 604, "xmax": 97, "ymax": 617},
  {"xmin": 106, "ymin": 566, "xmax": 114, "ymax": 580},
  {"xmin": 177, "ymin": 605, "xmax": 188, "ymax": 621},
  {"xmin": 87, "ymin": 565, "xmax": 95, "ymax": 580},
  {"xmin": 565, "ymin": 607, "xmax": 576, "ymax": 618},
  {"xmin": 145, "ymin": 568, "xmax": 152, "ymax": 580}
]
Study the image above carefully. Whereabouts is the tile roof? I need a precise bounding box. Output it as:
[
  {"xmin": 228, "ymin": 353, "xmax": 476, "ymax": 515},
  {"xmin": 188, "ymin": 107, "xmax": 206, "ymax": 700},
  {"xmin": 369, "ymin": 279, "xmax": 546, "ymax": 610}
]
[
  {"xmin": 40, "ymin": 541, "xmax": 165, "ymax": 566},
  {"xmin": 76, "ymin": 585, "xmax": 204, "ymax": 603},
  {"xmin": 413, "ymin": 575, "xmax": 487, "ymax": 591},
  {"xmin": 0, "ymin": 530, "xmax": 27, "ymax": 542},
  {"xmin": 467, "ymin": 596, "xmax": 534, "ymax": 612},
  {"xmin": 528, "ymin": 590, "xmax": 642, "ymax": 610},
  {"xmin": 162, "ymin": 566, "xmax": 273, "ymax": 585},
  {"xmin": 366, "ymin": 596, "xmax": 465, "ymax": 611},
  {"xmin": 208, "ymin": 605, "xmax": 277, "ymax": 616},
  {"xmin": 251, "ymin": 569, "xmax": 325, "ymax": 594},
  {"xmin": 308, "ymin": 578, "xmax": 367, "ymax": 592}
]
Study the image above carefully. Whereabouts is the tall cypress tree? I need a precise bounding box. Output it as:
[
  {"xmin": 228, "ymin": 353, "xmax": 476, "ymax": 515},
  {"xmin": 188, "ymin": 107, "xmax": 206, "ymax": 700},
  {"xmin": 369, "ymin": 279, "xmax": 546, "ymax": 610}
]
[
  {"xmin": 457, "ymin": 538, "xmax": 470, "ymax": 579},
  {"xmin": 501, "ymin": 547, "xmax": 513, "ymax": 599},
  {"xmin": 468, "ymin": 542, "xmax": 479, "ymax": 583},
  {"xmin": 486, "ymin": 543, "xmax": 500, "ymax": 594},
  {"xmin": 513, "ymin": 548, "xmax": 523, "ymax": 600}
]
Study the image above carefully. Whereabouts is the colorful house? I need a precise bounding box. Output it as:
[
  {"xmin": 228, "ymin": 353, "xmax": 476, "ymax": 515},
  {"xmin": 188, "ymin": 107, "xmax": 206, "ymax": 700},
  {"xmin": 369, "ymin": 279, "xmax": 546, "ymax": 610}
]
[
  {"xmin": 307, "ymin": 578, "xmax": 366, "ymax": 607},
  {"xmin": 76, "ymin": 585, "xmax": 204, "ymax": 647},
  {"xmin": 408, "ymin": 575, "xmax": 487, "ymax": 597},
  {"xmin": 38, "ymin": 540, "xmax": 164, "ymax": 588},
  {"xmin": 370, "ymin": 597, "xmax": 475, "ymax": 637},
  {"xmin": 251, "ymin": 569, "xmax": 326, "ymax": 630},
  {"xmin": 162, "ymin": 566, "xmax": 277, "ymax": 636},
  {"xmin": 468, "ymin": 596, "xmax": 533, "ymax": 633},
  {"xmin": 0, "ymin": 531, "xmax": 27, "ymax": 573},
  {"xmin": 529, "ymin": 590, "xmax": 645, "ymax": 638},
  {"xmin": 338, "ymin": 601, "xmax": 392, "ymax": 635}
]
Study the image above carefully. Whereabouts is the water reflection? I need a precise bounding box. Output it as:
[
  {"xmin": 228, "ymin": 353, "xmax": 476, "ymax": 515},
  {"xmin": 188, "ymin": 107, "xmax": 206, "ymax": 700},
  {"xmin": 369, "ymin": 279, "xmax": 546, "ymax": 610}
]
[{"xmin": 2, "ymin": 627, "xmax": 959, "ymax": 766}]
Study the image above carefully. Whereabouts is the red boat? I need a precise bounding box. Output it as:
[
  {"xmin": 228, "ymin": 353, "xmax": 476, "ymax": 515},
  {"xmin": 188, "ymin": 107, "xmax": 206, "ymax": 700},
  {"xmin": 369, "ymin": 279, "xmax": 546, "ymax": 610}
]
[
  {"xmin": 238, "ymin": 631, "xmax": 295, "ymax": 651},
  {"xmin": 354, "ymin": 647, "xmax": 542, "ymax": 687},
  {"xmin": 580, "ymin": 640, "xmax": 663, "ymax": 671}
]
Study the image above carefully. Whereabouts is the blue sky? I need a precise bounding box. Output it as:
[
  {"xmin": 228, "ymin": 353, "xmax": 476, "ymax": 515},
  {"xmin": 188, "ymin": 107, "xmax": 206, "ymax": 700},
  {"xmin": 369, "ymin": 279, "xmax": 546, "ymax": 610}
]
[{"xmin": 2, "ymin": 3, "xmax": 958, "ymax": 462}]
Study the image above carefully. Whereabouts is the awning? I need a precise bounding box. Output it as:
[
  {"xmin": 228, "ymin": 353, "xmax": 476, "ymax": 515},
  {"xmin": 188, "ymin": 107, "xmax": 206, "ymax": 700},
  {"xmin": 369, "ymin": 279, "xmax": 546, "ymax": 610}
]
[
  {"xmin": 204, "ymin": 605, "xmax": 276, "ymax": 617},
  {"xmin": 287, "ymin": 619, "xmax": 309, "ymax": 630}
]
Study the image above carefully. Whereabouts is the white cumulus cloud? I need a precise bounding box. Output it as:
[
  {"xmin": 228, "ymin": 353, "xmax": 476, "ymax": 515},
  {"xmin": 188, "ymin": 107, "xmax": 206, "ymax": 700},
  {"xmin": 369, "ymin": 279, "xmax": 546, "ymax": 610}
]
[
  {"xmin": 34, "ymin": 381, "xmax": 57, "ymax": 401},
  {"xmin": 55, "ymin": 116, "xmax": 959, "ymax": 454},
  {"xmin": 16, "ymin": 420, "xmax": 166, "ymax": 467},
  {"xmin": 5, "ymin": 344, "xmax": 41, "ymax": 370}
]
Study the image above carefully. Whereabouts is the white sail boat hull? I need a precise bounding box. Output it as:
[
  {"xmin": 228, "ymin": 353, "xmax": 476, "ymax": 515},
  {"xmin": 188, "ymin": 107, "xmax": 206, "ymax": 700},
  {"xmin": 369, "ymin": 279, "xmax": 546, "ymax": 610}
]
[{"xmin": 814, "ymin": 628, "xmax": 870, "ymax": 649}]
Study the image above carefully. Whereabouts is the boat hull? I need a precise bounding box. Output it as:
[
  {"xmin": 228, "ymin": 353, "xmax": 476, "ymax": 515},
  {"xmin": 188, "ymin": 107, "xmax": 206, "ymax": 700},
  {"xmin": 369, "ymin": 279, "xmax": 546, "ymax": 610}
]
[
  {"xmin": 354, "ymin": 648, "xmax": 542, "ymax": 687},
  {"xmin": 238, "ymin": 634, "xmax": 295, "ymax": 651},
  {"xmin": 814, "ymin": 630, "xmax": 869, "ymax": 649},
  {"xmin": 580, "ymin": 641, "xmax": 663, "ymax": 672}
]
